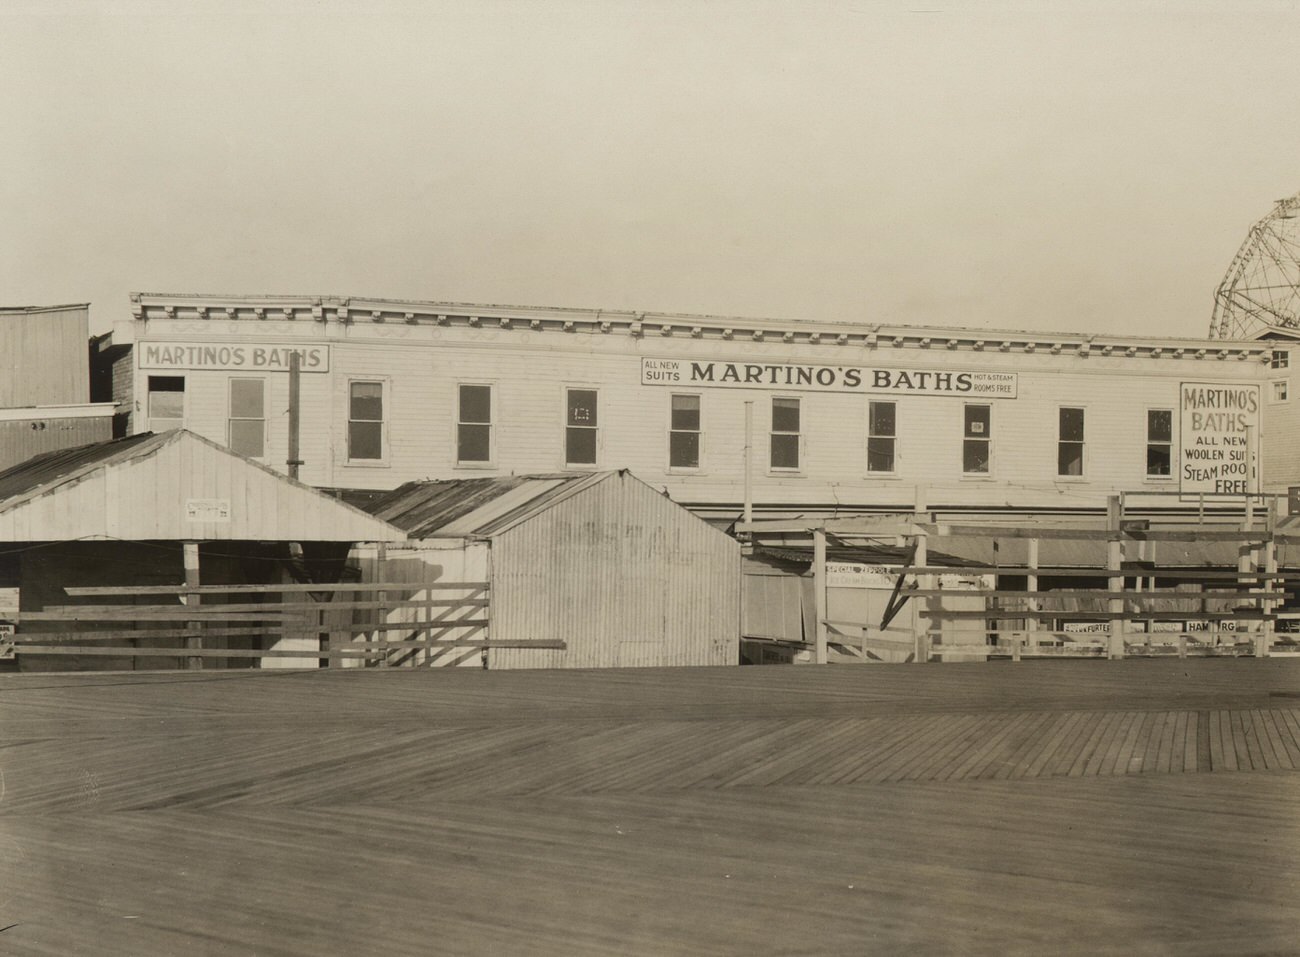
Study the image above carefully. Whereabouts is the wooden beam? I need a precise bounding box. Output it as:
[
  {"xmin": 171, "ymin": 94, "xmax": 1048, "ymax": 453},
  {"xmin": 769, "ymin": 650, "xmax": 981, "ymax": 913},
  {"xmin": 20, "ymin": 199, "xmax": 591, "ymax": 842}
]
[
  {"xmin": 63, "ymin": 581, "xmax": 483, "ymax": 597},
  {"xmin": 919, "ymin": 609, "xmax": 1270, "ymax": 621},
  {"xmin": 13, "ymin": 627, "xmax": 282, "ymax": 642},
  {"xmin": 886, "ymin": 566, "xmax": 1300, "ymax": 580},
  {"xmin": 905, "ymin": 588, "xmax": 1275, "ymax": 599},
  {"xmin": 919, "ymin": 522, "xmax": 1272, "ymax": 543},
  {"xmin": 813, "ymin": 528, "xmax": 828, "ymax": 665},
  {"xmin": 18, "ymin": 611, "xmax": 308, "ymax": 623},
  {"xmin": 184, "ymin": 541, "xmax": 201, "ymax": 670}
]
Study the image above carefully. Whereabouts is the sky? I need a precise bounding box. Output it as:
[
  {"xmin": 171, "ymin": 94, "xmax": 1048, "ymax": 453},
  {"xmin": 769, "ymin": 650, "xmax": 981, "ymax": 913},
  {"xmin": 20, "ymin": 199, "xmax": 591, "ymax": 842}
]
[{"xmin": 2, "ymin": 0, "xmax": 1298, "ymax": 337}]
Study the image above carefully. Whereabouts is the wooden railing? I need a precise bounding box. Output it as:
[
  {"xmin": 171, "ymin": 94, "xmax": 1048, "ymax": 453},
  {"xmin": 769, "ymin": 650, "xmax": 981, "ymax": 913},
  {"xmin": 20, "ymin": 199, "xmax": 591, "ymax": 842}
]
[{"xmin": 4, "ymin": 580, "xmax": 563, "ymax": 669}]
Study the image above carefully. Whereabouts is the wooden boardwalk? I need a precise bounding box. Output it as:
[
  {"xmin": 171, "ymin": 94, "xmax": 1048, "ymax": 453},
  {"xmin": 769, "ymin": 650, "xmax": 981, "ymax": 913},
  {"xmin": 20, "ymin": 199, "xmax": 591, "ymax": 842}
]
[{"xmin": 1, "ymin": 660, "xmax": 1298, "ymax": 954}]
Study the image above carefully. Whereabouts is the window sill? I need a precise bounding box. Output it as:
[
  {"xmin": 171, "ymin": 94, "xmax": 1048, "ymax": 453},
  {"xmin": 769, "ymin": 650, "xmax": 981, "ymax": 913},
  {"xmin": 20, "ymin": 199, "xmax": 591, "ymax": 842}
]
[
  {"xmin": 454, "ymin": 461, "xmax": 496, "ymax": 470},
  {"xmin": 344, "ymin": 459, "xmax": 392, "ymax": 469},
  {"xmin": 766, "ymin": 469, "xmax": 805, "ymax": 478},
  {"xmin": 960, "ymin": 474, "xmax": 996, "ymax": 481}
]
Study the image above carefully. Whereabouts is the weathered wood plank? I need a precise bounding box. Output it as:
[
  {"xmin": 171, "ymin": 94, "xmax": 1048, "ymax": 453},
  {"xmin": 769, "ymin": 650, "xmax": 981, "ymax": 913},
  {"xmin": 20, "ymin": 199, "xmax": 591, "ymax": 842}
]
[{"xmin": 63, "ymin": 581, "xmax": 487, "ymax": 596}]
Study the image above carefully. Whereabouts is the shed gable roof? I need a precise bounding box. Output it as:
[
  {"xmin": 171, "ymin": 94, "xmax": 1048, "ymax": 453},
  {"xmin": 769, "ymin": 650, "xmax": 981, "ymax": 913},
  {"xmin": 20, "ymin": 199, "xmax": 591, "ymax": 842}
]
[
  {"xmin": 364, "ymin": 472, "xmax": 615, "ymax": 538},
  {"xmin": 0, "ymin": 430, "xmax": 406, "ymax": 543}
]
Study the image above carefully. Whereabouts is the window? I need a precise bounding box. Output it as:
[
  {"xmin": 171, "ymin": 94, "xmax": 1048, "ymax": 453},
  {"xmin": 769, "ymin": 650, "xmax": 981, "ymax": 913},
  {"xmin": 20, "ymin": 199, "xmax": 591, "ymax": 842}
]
[
  {"xmin": 457, "ymin": 384, "xmax": 492, "ymax": 464},
  {"xmin": 962, "ymin": 405, "xmax": 990, "ymax": 474},
  {"xmin": 1058, "ymin": 407, "xmax": 1085, "ymax": 476},
  {"xmin": 1272, "ymin": 349, "xmax": 1290, "ymax": 370},
  {"xmin": 770, "ymin": 397, "xmax": 800, "ymax": 470},
  {"xmin": 228, "ymin": 378, "xmax": 265, "ymax": 458},
  {"xmin": 146, "ymin": 376, "xmax": 184, "ymax": 432},
  {"xmin": 867, "ymin": 400, "xmax": 896, "ymax": 473},
  {"xmin": 669, "ymin": 394, "xmax": 701, "ymax": 469},
  {"xmin": 348, "ymin": 381, "xmax": 384, "ymax": 461},
  {"xmin": 565, "ymin": 388, "xmax": 598, "ymax": 466},
  {"xmin": 1273, "ymin": 380, "xmax": 1290, "ymax": 402},
  {"xmin": 1146, "ymin": 409, "xmax": 1172, "ymax": 477}
]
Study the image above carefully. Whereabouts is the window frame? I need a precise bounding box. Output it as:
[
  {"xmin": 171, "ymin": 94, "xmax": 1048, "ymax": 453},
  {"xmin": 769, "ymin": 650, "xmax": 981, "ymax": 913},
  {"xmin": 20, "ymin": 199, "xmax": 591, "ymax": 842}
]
[
  {"xmin": 961, "ymin": 403, "xmax": 992, "ymax": 477},
  {"xmin": 563, "ymin": 386, "xmax": 600, "ymax": 469},
  {"xmin": 1057, "ymin": 405, "xmax": 1086, "ymax": 478},
  {"xmin": 1271, "ymin": 349, "xmax": 1290, "ymax": 370},
  {"xmin": 346, "ymin": 377, "xmax": 389, "ymax": 466},
  {"xmin": 769, "ymin": 395, "xmax": 802, "ymax": 473},
  {"xmin": 227, "ymin": 376, "xmax": 267, "ymax": 460},
  {"xmin": 455, "ymin": 382, "xmax": 495, "ymax": 468},
  {"xmin": 1145, "ymin": 407, "xmax": 1174, "ymax": 480},
  {"xmin": 1271, "ymin": 379, "xmax": 1290, "ymax": 403},
  {"xmin": 866, "ymin": 399, "xmax": 898, "ymax": 476},
  {"xmin": 146, "ymin": 375, "xmax": 185, "ymax": 433},
  {"xmin": 667, "ymin": 392, "xmax": 703, "ymax": 472}
]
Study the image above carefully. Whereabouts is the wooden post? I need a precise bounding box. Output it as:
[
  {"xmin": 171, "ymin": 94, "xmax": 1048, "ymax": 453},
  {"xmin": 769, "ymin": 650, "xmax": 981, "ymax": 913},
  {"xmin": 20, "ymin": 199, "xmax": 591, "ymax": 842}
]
[
  {"xmin": 1026, "ymin": 537, "xmax": 1039, "ymax": 654},
  {"xmin": 287, "ymin": 352, "xmax": 303, "ymax": 480},
  {"xmin": 376, "ymin": 542, "xmax": 389, "ymax": 668},
  {"xmin": 1238, "ymin": 499, "xmax": 1254, "ymax": 654},
  {"xmin": 914, "ymin": 525, "xmax": 929, "ymax": 663},
  {"xmin": 183, "ymin": 542, "xmax": 201, "ymax": 670},
  {"xmin": 743, "ymin": 401, "xmax": 754, "ymax": 527},
  {"xmin": 1260, "ymin": 498, "xmax": 1278, "ymax": 658},
  {"xmin": 1107, "ymin": 496, "xmax": 1124, "ymax": 660},
  {"xmin": 813, "ymin": 526, "xmax": 828, "ymax": 665}
]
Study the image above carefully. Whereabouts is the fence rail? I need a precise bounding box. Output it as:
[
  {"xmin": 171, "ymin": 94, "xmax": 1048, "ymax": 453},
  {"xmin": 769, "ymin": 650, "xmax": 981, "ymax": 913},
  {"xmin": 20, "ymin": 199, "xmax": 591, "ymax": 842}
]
[{"xmin": 3, "ymin": 579, "xmax": 563, "ymax": 669}]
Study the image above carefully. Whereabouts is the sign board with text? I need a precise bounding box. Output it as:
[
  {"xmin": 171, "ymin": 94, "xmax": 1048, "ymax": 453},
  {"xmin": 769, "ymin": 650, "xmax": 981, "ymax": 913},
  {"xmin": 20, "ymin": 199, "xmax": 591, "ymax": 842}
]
[
  {"xmin": 140, "ymin": 341, "xmax": 330, "ymax": 373},
  {"xmin": 642, "ymin": 358, "xmax": 1017, "ymax": 398},
  {"xmin": 1179, "ymin": 382, "xmax": 1260, "ymax": 495}
]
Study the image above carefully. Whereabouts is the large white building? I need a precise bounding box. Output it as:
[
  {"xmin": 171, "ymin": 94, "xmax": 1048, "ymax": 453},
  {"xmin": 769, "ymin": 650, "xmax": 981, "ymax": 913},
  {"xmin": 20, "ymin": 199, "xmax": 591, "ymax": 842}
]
[{"xmin": 97, "ymin": 292, "xmax": 1277, "ymax": 520}]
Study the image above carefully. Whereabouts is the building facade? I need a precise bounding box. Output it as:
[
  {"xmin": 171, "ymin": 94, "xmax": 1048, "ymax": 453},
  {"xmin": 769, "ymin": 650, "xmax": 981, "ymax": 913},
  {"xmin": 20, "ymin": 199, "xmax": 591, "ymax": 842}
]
[
  {"xmin": 1, "ymin": 304, "xmax": 115, "ymax": 470},
  {"xmin": 102, "ymin": 293, "xmax": 1275, "ymax": 519}
]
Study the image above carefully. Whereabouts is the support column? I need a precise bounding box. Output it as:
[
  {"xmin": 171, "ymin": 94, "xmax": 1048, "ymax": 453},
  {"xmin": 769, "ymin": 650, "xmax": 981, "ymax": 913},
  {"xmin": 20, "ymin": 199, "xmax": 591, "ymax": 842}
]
[
  {"xmin": 813, "ymin": 527, "xmax": 828, "ymax": 665},
  {"xmin": 1260, "ymin": 498, "xmax": 1278, "ymax": 658},
  {"xmin": 914, "ymin": 526, "xmax": 929, "ymax": 663},
  {"xmin": 1107, "ymin": 496, "xmax": 1124, "ymax": 660},
  {"xmin": 183, "ymin": 541, "xmax": 201, "ymax": 671},
  {"xmin": 1026, "ymin": 537, "xmax": 1039, "ymax": 654}
]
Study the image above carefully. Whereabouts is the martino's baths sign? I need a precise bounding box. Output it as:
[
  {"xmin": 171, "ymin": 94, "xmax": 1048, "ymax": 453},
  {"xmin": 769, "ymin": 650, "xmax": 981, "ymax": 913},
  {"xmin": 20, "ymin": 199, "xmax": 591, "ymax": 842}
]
[
  {"xmin": 1179, "ymin": 382, "xmax": 1260, "ymax": 495},
  {"xmin": 641, "ymin": 357, "xmax": 1017, "ymax": 397},
  {"xmin": 139, "ymin": 341, "xmax": 331, "ymax": 373}
]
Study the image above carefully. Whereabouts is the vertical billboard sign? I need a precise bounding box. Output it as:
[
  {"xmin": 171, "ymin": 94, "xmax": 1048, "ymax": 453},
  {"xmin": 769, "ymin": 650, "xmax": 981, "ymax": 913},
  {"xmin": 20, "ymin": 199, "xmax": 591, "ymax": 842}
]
[{"xmin": 1179, "ymin": 382, "xmax": 1260, "ymax": 495}]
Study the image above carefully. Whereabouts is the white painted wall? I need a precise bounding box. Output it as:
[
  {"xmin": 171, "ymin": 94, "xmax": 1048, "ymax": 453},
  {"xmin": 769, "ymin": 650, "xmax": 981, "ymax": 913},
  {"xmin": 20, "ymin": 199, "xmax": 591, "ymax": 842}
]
[{"xmin": 123, "ymin": 312, "xmax": 1272, "ymax": 510}]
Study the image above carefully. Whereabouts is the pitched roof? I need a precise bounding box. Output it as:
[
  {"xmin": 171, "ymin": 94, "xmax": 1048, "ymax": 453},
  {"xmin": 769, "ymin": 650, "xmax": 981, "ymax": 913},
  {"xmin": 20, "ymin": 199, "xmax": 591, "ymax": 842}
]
[
  {"xmin": 0, "ymin": 432, "xmax": 166, "ymax": 506},
  {"xmin": 0, "ymin": 430, "xmax": 406, "ymax": 542},
  {"xmin": 362, "ymin": 472, "xmax": 618, "ymax": 538}
]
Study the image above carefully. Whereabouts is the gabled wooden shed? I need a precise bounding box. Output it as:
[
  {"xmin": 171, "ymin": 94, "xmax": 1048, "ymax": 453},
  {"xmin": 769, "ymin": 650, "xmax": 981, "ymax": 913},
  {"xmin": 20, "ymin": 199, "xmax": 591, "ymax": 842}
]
[
  {"xmin": 0, "ymin": 430, "xmax": 406, "ymax": 670},
  {"xmin": 355, "ymin": 470, "xmax": 740, "ymax": 669}
]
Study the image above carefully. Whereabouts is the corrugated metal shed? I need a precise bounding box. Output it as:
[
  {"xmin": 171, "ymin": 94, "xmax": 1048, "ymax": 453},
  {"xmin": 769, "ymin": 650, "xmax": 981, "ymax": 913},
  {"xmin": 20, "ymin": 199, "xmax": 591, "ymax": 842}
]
[
  {"xmin": 356, "ymin": 470, "xmax": 741, "ymax": 668},
  {"xmin": 0, "ymin": 430, "xmax": 406, "ymax": 543}
]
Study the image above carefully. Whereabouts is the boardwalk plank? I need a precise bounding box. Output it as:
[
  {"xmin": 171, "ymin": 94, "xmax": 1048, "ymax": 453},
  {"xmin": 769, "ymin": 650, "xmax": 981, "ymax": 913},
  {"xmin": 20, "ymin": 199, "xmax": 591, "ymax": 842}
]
[{"xmin": 3, "ymin": 662, "xmax": 1300, "ymax": 956}]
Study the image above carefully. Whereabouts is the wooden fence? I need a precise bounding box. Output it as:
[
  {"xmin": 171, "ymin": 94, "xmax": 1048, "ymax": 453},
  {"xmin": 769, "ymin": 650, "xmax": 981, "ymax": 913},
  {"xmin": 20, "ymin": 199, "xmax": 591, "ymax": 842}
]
[{"xmin": 2, "ymin": 579, "xmax": 563, "ymax": 669}]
